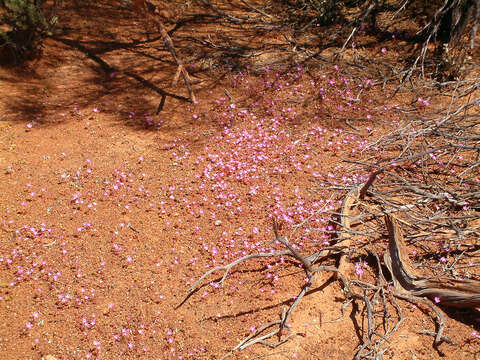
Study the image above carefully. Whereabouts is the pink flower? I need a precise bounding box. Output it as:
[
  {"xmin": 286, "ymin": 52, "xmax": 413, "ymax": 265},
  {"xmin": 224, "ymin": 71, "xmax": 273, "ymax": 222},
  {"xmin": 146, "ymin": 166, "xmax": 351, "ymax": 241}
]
[
  {"xmin": 434, "ymin": 297, "xmax": 440, "ymax": 303},
  {"xmin": 354, "ymin": 263, "xmax": 364, "ymax": 278},
  {"xmin": 417, "ymin": 97, "xmax": 430, "ymax": 106},
  {"xmin": 26, "ymin": 321, "xmax": 33, "ymax": 329}
]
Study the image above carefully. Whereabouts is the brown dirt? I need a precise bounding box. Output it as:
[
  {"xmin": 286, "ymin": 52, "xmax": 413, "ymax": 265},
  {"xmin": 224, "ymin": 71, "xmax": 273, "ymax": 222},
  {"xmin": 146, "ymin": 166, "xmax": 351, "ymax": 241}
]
[{"xmin": 1, "ymin": 2, "xmax": 480, "ymax": 360}]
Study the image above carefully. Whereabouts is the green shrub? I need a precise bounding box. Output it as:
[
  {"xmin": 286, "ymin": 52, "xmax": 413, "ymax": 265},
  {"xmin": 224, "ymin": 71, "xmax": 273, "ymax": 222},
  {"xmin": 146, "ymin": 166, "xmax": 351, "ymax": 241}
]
[
  {"xmin": 307, "ymin": 0, "xmax": 343, "ymax": 25},
  {"xmin": 0, "ymin": 0, "xmax": 57, "ymax": 64}
]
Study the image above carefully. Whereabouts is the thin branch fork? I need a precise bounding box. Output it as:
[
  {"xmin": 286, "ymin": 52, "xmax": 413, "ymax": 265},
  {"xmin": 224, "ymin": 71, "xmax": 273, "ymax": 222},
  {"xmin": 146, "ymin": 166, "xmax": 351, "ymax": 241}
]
[
  {"xmin": 131, "ymin": 0, "xmax": 197, "ymax": 111},
  {"xmin": 273, "ymin": 218, "xmax": 314, "ymax": 274},
  {"xmin": 176, "ymin": 249, "xmax": 291, "ymax": 309},
  {"xmin": 335, "ymin": 0, "xmax": 378, "ymax": 59},
  {"xmin": 178, "ymin": 216, "xmax": 354, "ymax": 358},
  {"xmin": 239, "ymin": 0, "xmax": 272, "ymax": 18}
]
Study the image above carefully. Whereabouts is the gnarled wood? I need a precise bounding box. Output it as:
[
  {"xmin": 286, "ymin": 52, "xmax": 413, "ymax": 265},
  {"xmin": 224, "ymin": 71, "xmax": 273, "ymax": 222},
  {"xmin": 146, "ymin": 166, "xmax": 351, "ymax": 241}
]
[
  {"xmin": 336, "ymin": 185, "xmax": 360, "ymax": 276},
  {"xmin": 337, "ymin": 172, "xmax": 381, "ymax": 276},
  {"xmin": 384, "ymin": 214, "xmax": 480, "ymax": 308}
]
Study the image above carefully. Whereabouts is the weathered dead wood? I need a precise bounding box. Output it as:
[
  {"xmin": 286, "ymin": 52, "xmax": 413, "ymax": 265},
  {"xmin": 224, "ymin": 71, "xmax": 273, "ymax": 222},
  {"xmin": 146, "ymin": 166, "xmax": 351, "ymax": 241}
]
[
  {"xmin": 337, "ymin": 171, "xmax": 381, "ymax": 276},
  {"xmin": 384, "ymin": 214, "xmax": 480, "ymax": 308},
  {"xmin": 336, "ymin": 185, "xmax": 360, "ymax": 276}
]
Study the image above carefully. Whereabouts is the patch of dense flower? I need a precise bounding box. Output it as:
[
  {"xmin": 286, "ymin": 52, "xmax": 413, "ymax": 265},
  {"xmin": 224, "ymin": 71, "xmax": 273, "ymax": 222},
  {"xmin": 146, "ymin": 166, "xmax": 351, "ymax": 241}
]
[{"xmin": 0, "ymin": 64, "xmax": 402, "ymax": 358}]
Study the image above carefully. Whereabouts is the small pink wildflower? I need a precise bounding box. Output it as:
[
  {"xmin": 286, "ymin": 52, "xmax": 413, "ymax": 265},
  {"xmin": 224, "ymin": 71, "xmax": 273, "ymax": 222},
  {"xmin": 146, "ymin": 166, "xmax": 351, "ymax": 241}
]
[{"xmin": 417, "ymin": 97, "xmax": 430, "ymax": 106}]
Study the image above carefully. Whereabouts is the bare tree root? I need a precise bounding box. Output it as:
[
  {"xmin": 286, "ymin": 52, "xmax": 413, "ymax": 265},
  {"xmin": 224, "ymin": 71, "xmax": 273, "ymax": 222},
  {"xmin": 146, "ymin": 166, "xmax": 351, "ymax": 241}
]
[
  {"xmin": 180, "ymin": 155, "xmax": 478, "ymax": 358},
  {"xmin": 331, "ymin": 93, "xmax": 479, "ymax": 352}
]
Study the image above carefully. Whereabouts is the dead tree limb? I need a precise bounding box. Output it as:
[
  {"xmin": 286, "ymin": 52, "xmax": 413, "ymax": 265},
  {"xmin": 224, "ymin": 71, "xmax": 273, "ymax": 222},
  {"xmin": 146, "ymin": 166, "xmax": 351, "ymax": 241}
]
[
  {"xmin": 178, "ymin": 216, "xmax": 355, "ymax": 358},
  {"xmin": 135, "ymin": 1, "xmax": 196, "ymax": 102},
  {"xmin": 337, "ymin": 171, "xmax": 381, "ymax": 276},
  {"xmin": 385, "ymin": 214, "xmax": 480, "ymax": 308}
]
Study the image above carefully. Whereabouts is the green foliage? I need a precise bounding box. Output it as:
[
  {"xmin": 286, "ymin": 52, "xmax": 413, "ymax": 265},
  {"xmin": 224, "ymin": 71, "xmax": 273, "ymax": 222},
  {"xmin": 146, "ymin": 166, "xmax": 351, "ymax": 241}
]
[
  {"xmin": 307, "ymin": 0, "xmax": 343, "ymax": 25},
  {"xmin": 282, "ymin": 0, "xmax": 358, "ymax": 26},
  {"xmin": 0, "ymin": 0, "xmax": 57, "ymax": 64}
]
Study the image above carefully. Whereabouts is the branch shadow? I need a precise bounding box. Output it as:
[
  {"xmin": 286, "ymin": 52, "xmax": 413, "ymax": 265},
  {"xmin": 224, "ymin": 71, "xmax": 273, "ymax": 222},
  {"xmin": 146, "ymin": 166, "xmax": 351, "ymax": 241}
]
[
  {"xmin": 442, "ymin": 306, "xmax": 480, "ymax": 332},
  {"xmin": 0, "ymin": 0, "xmax": 450, "ymax": 135},
  {"xmin": 0, "ymin": 1, "xmax": 200, "ymax": 129},
  {"xmin": 202, "ymin": 274, "xmax": 336, "ymax": 322}
]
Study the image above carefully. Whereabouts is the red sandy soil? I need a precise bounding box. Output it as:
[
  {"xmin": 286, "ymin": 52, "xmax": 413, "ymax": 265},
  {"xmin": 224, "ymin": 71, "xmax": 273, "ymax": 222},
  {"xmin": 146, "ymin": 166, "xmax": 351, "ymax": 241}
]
[{"xmin": 1, "ymin": 4, "xmax": 480, "ymax": 360}]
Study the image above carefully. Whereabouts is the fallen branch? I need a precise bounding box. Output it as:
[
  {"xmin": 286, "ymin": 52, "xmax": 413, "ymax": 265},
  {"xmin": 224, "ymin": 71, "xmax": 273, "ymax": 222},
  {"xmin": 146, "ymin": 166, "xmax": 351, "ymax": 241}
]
[
  {"xmin": 132, "ymin": 0, "xmax": 197, "ymax": 108},
  {"xmin": 337, "ymin": 171, "xmax": 381, "ymax": 276},
  {"xmin": 385, "ymin": 214, "xmax": 480, "ymax": 309},
  {"xmin": 178, "ymin": 216, "xmax": 355, "ymax": 358}
]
